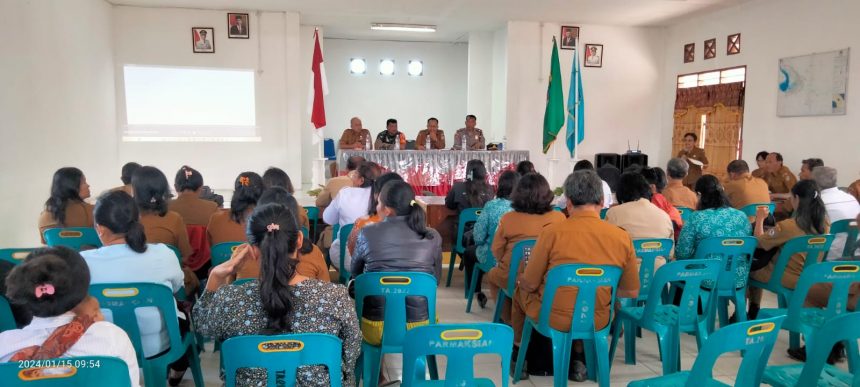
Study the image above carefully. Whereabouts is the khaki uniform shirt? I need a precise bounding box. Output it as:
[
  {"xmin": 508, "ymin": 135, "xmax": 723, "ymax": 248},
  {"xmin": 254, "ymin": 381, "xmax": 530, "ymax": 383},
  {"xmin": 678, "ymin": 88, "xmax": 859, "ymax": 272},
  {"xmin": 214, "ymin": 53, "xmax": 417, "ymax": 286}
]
[
  {"xmin": 452, "ymin": 128, "xmax": 486, "ymax": 150},
  {"xmin": 140, "ymin": 211, "xmax": 193, "ymax": 260},
  {"xmin": 37, "ymin": 201, "xmax": 95, "ymax": 244},
  {"xmin": 488, "ymin": 211, "xmax": 566, "ymax": 287},
  {"xmin": 677, "ymin": 147, "xmax": 709, "ymax": 188},
  {"xmin": 751, "ymin": 168, "xmax": 767, "ymax": 180},
  {"xmin": 338, "ymin": 128, "xmax": 372, "ymax": 150},
  {"xmin": 662, "ymin": 180, "xmax": 699, "ymax": 209},
  {"xmin": 415, "ymin": 129, "xmax": 446, "ymax": 150},
  {"xmin": 315, "ymin": 176, "xmax": 354, "ymax": 208},
  {"xmin": 754, "ymin": 219, "xmax": 826, "ymax": 289},
  {"xmin": 519, "ymin": 210, "xmax": 640, "ymax": 331},
  {"xmin": 765, "ymin": 165, "xmax": 798, "ymax": 194},
  {"xmin": 168, "ymin": 192, "xmax": 219, "ymax": 226},
  {"xmin": 207, "ymin": 209, "xmax": 248, "ymax": 246},
  {"xmin": 724, "ymin": 173, "xmax": 771, "ymax": 210},
  {"xmin": 237, "ymin": 245, "xmax": 330, "ymax": 282}
]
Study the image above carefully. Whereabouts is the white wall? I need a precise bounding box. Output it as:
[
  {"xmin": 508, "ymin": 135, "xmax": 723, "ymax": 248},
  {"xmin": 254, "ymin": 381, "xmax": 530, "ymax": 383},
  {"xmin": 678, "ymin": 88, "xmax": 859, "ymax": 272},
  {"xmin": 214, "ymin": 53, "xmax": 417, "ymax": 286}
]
[
  {"xmin": 467, "ymin": 32, "xmax": 494, "ymax": 138},
  {"xmin": 322, "ymin": 38, "xmax": 468, "ymax": 146},
  {"xmin": 503, "ymin": 21, "xmax": 666, "ymax": 188},
  {"xmin": 662, "ymin": 0, "xmax": 860, "ymax": 183},
  {"xmin": 0, "ymin": 0, "xmax": 116, "ymax": 247},
  {"xmin": 113, "ymin": 6, "xmax": 305, "ymax": 190}
]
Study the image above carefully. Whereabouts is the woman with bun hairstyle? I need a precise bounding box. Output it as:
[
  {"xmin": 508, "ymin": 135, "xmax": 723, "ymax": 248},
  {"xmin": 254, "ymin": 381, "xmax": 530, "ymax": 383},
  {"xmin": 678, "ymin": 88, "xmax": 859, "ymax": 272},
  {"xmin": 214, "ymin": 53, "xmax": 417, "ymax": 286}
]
[
  {"xmin": 0, "ymin": 247, "xmax": 140, "ymax": 385},
  {"xmin": 207, "ymin": 172, "xmax": 264, "ymax": 246},
  {"xmin": 133, "ymin": 166, "xmax": 193, "ymax": 263},
  {"xmin": 169, "ymin": 165, "xmax": 218, "ymax": 227},
  {"xmin": 236, "ymin": 187, "xmax": 330, "ymax": 282},
  {"xmin": 194, "ymin": 203, "xmax": 360, "ymax": 386}
]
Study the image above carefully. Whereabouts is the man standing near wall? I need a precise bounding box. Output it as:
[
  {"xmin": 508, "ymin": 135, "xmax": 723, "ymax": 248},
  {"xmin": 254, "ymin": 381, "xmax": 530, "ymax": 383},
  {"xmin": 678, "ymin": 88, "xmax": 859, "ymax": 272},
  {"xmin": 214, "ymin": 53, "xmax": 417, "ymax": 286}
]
[{"xmin": 452, "ymin": 114, "xmax": 486, "ymax": 150}]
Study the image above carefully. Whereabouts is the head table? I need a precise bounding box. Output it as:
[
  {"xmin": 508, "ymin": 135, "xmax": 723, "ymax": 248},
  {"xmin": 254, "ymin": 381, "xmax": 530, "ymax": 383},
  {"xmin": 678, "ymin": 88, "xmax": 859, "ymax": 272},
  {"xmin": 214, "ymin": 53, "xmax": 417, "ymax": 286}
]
[{"xmin": 338, "ymin": 149, "xmax": 529, "ymax": 196}]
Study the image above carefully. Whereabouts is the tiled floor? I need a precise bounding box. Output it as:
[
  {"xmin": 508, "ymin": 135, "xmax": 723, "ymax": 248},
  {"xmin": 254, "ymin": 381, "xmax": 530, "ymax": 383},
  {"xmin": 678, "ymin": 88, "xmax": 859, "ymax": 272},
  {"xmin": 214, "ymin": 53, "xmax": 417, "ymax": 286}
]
[{"xmin": 176, "ymin": 267, "xmax": 846, "ymax": 386}]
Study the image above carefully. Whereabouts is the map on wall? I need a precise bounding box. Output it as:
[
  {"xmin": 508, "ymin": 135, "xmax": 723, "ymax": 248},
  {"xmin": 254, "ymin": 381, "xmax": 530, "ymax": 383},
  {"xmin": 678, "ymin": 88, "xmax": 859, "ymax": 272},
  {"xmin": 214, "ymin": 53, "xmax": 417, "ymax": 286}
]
[{"xmin": 777, "ymin": 48, "xmax": 849, "ymax": 117}]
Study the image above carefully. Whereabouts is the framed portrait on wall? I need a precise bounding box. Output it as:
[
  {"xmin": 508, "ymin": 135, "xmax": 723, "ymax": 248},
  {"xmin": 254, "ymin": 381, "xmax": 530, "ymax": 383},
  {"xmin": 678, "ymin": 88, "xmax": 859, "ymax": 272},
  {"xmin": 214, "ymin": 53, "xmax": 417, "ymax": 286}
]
[
  {"xmin": 584, "ymin": 44, "xmax": 603, "ymax": 67},
  {"xmin": 192, "ymin": 27, "xmax": 215, "ymax": 53},
  {"xmin": 560, "ymin": 26, "xmax": 579, "ymax": 50},
  {"xmin": 228, "ymin": 13, "xmax": 249, "ymax": 39}
]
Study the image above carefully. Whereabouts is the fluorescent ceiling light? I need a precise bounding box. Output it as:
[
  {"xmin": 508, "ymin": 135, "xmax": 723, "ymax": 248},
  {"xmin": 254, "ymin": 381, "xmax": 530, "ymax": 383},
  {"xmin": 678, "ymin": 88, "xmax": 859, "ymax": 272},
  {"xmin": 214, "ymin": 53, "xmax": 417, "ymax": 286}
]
[{"xmin": 371, "ymin": 23, "xmax": 436, "ymax": 33}]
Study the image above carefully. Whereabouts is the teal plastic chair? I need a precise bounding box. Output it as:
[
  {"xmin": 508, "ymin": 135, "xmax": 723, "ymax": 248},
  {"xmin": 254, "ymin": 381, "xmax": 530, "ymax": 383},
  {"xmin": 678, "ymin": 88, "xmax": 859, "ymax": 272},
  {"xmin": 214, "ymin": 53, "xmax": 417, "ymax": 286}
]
[
  {"xmin": 830, "ymin": 218, "xmax": 859, "ymax": 259},
  {"xmin": 513, "ymin": 264, "xmax": 623, "ymax": 387},
  {"xmin": 163, "ymin": 244, "xmax": 188, "ymax": 302},
  {"xmin": 763, "ymin": 311, "xmax": 860, "ymax": 387},
  {"xmin": 337, "ymin": 223, "xmax": 354, "ymax": 284},
  {"xmin": 609, "ymin": 259, "xmax": 721, "ymax": 375},
  {"xmin": 222, "ymin": 333, "xmax": 343, "ymax": 387},
  {"xmin": 492, "ymin": 239, "xmax": 536, "ymax": 323},
  {"xmin": 446, "ymin": 208, "xmax": 482, "ymax": 287},
  {"xmin": 621, "ymin": 239, "xmax": 674, "ymax": 339},
  {"xmin": 301, "ymin": 226, "xmax": 310, "ymax": 239},
  {"xmin": 89, "ymin": 283, "xmax": 204, "ymax": 387},
  {"xmin": 0, "ymin": 248, "xmax": 35, "ymax": 265},
  {"xmin": 599, "ymin": 207, "xmax": 608, "ymax": 220},
  {"xmin": 553, "ymin": 206, "xmax": 564, "ymax": 213},
  {"xmin": 693, "ymin": 236, "xmax": 757, "ymax": 332},
  {"xmin": 43, "ymin": 227, "xmax": 102, "ymax": 251},
  {"xmin": 0, "ymin": 356, "xmax": 132, "ymax": 386},
  {"xmin": 211, "ymin": 242, "xmax": 243, "ymax": 267},
  {"xmin": 740, "ymin": 202, "xmax": 775, "ymax": 218},
  {"xmin": 758, "ymin": 261, "xmax": 860, "ymax": 353},
  {"xmin": 354, "ymin": 272, "xmax": 439, "ymax": 387},
  {"xmin": 1, "ymin": 296, "xmax": 16, "ymax": 332},
  {"xmin": 628, "ymin": 316, "xmax": 786, "ymax": 387},
  {"xmin": 749, "ymin": 234, "xmax": 834, "ymax": 309},
  {"xmin": 675, "ymin": 206, "xmax": 694, "ymax": 224},
  {"xmin": 304, "ymin": 206, "xmax": 320, "ymax": 238},
  {"xmin": 465, "ymin": 235, "xmax": 496, "ymax": 313},
  {"xmin": 402, "ymin": 323, "xmax": 513, "ymax": 387}
]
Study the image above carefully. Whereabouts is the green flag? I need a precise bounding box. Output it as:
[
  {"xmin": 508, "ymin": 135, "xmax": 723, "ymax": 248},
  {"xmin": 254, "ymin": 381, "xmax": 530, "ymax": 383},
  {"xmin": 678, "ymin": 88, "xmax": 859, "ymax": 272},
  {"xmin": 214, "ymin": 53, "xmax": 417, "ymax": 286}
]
[{"xmin": 542, "ymin": 37, "xmax": 565, "ymax": 154}]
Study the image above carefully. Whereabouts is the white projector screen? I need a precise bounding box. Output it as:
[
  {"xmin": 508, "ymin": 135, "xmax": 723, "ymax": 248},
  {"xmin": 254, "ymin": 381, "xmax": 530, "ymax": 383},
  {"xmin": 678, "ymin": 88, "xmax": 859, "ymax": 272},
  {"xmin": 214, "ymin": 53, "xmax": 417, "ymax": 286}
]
[{"xmin": 122, "ymin": 65, "xmax": 257, "ymax": 141}]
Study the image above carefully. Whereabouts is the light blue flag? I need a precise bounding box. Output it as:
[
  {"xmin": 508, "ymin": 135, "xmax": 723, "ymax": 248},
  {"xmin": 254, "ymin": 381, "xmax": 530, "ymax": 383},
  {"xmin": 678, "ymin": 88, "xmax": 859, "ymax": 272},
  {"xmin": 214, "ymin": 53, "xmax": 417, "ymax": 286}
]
[{"xmin": 565, "ymin": 47, "xmax": 585, "ymax": 157}]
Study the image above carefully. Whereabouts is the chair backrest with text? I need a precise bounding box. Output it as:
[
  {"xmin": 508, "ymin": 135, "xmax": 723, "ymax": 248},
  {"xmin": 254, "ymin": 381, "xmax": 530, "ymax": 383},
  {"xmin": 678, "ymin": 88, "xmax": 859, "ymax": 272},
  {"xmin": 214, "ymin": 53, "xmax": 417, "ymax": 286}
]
[
  {"xmin": 0, "ymin": 248, "xmax": 35, "ymax": 265},
  {"xmin": 354, "ymin": 272, "xmax": 438, "ymax": 350},
  {"xmin": 43, "ymin": 227, "xmax": 102, "ymax": 251}
]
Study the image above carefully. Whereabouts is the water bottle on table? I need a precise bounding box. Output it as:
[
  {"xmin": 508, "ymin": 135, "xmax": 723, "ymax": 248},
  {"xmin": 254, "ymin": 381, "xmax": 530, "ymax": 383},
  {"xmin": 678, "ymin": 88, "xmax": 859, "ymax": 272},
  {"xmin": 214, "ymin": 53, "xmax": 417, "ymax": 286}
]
[
  {"xmin": 461, "ymin": 134, "xmax": 467, "ymax": 151},
  {"xmin": 365, "ymin": 136, "xmax": 371, "ymax": 150},
  {"xmin": 425, "ymin": 133, "xmax": 432, "ymax": 150}
]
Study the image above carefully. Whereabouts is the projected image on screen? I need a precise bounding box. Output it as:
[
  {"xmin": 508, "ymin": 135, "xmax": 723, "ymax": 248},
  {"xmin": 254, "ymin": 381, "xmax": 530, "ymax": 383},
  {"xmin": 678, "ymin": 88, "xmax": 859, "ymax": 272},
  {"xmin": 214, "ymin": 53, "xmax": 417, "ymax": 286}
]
[{"xmin": 123, "ymin": 65, "xmax": 256, "ymax": 141}]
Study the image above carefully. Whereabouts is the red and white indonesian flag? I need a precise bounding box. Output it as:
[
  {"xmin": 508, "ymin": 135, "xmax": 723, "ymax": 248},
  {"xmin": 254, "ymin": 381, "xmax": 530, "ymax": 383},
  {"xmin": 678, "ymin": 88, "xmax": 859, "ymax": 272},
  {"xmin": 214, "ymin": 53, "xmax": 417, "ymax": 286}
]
[{"xmin": 308, "ymin": 29, "xmax": 328, "ymax": 143}]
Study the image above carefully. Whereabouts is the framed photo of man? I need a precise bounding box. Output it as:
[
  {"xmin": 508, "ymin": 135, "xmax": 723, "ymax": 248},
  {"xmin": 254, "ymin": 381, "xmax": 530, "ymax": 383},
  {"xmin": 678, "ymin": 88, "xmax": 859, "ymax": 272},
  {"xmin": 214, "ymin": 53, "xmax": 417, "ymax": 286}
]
[
  {"xmin": 192, "ymin": 27, "xmax": 215, "ymax": 53},
  {"xmin": 584, "ymin": 44, "xmax": 603, "ymax": 68},
  {"xmin": 560, "ymin": 26, "xmax": 579, "ymax": 50},
  {"xmin": 227, "ymin": 13, "xmax": 249, "ymax": 39}
]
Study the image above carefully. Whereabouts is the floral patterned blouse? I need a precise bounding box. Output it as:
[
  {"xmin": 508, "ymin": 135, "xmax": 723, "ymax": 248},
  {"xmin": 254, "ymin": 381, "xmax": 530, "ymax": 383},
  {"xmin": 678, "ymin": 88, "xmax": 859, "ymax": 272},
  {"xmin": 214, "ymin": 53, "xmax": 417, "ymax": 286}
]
[
  {"xmin": 473, "ymin": 198, "xmax": 513, "ymax": 264},
  {"xmin": 676, "ymin": 206, "xmax": 752, "ymax": 288},
  {"xmin": 193, "ymin": 279, "xmax": 361, "ymax": 387}
]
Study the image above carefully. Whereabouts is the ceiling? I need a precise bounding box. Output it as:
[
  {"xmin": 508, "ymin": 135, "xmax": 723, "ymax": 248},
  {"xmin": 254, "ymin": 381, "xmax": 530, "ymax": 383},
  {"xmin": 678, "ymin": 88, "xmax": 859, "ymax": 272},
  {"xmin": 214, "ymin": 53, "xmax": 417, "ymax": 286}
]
[{"xmin": 108, "ymin": 0, "xmax": 754, "ymax": 42}]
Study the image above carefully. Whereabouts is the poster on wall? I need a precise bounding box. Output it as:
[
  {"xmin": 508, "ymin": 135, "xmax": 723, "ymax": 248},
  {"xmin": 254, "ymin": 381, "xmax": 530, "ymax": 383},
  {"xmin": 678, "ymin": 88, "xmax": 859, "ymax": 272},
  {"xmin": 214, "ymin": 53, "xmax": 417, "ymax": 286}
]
[
  {"xmin": 777, "ymin": 48, "xmax": 849, "ymax": 117},
  {"xmin": 192, "ymin": 27, "xmax": 215, "ymax": 53}
]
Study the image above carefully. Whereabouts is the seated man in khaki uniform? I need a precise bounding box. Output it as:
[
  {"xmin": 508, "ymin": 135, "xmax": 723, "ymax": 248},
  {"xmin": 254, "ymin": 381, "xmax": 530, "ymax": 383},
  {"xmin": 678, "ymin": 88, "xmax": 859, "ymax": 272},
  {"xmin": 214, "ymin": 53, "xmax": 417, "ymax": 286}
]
[
  {"xmin": 415, "ymin": 117, "xmax": 446, "ymax": 150},
  {"xmin": 724, "ymin": 160, "xmax": 771, "ymax": 211},
  {"xmin": 764, "ymin": 152, "xmax": 798, "ymax": 219},
  {"xmin": 338, "ymin": 117, "xmax": 372, "ymax": 150},
  {"xmin": 511, "ymin": 170, "xmax": 639, "ymax": 380}
]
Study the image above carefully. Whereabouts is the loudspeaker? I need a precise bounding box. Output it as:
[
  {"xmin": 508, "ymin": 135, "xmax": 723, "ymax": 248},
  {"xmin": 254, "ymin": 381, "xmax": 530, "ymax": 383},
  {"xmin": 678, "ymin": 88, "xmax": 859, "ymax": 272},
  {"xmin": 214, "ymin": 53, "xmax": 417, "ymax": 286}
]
[
  {"xmin": 621, "ymin": 152, "xmax": 648, "ymax": 170},
  {"xmin": 594, "ymin": 153, "xmax": 621, "ymax": 169}
]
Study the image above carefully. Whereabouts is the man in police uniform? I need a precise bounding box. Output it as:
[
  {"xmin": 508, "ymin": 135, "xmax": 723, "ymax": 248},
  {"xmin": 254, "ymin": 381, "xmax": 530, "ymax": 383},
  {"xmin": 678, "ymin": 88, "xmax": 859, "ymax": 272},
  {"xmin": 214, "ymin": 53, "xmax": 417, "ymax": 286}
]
[{"xmin": 452, "ymin": 114, "xmax": 485, "ymax": 150}]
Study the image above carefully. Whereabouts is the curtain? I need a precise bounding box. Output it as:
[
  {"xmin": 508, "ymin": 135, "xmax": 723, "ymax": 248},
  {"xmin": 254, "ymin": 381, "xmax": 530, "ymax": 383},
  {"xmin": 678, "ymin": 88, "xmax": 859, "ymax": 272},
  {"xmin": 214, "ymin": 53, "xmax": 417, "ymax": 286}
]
[{"xmin": 671, "ymin": 83, "xmax": 745, "ymax": 181}]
